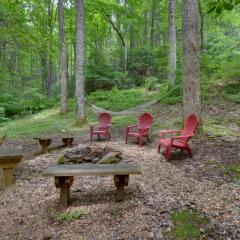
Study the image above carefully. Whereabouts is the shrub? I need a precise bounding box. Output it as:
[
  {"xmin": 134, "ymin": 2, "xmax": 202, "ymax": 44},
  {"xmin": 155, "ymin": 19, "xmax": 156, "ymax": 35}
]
[
  {"xmin": 56, "ymin": 209, "xmax": 85, "ymax": 222},
  {"xmin": 86, "ymin": 64, "xmax": 133, "ymax": 93},
  {"xmin": 21, "ymin": 88, "xmax": 54, "ymax": 114},
  {"xmin": 0, "ymin": 88, "xmax": 56, "ymax": 118},
  {"xmin": 128, "ymin": 47, "xmax": 155, "ymax": 77},
  {"xmin": 0, "ymin": 93, "xmax": 24, "ymax": 117},
  {"xmin": 144, "ymin": 77, "xmax": 159, "ymax": 90},
  {"xmin": 87, "ymin": 87, "xmax": 157, "ymax": 111},
  {"xmin": 0, "ymin": 107, "xmax": 9, "ymax": 122}
]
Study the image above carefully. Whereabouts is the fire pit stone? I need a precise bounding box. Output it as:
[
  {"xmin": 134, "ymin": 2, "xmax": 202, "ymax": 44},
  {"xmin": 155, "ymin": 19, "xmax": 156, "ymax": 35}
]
[{"xmin": 58, "ymin": 145, "xmax": 122, "ymax": 165}]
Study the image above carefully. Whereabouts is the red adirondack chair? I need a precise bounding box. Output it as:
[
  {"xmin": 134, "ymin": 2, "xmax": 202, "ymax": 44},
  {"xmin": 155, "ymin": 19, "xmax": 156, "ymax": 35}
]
[
  {"xmin": 90, "ymin": 113, "xmax": 111, "ymax": 141},
  {"xmin": 125, "ymin": 113, "xmax": 153, "ymax": 147},
  {"xmin": 158, "ymin": 114, "xmax": 199, "ymax": 160}
]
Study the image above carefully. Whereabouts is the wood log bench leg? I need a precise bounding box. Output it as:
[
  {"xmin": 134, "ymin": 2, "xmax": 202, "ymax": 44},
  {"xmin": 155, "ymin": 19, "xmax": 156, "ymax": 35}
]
[
  {"xmin": 55, "ymin": 176, "xmax": 74, "ymax": 208},
  {"xmin": 39, "ymin": 139, "xmax": 52, "ymax": 153},
  {"xmin": 114, "ymin": 175, "xmax": 129, "ymax": 201},
  {"xmin": 62, "ymin": 138, "xmax": 74, "ymax": 146},
  {"xmin": 2, "ymin": 167, "xmax": 14, "ymax": 187}
]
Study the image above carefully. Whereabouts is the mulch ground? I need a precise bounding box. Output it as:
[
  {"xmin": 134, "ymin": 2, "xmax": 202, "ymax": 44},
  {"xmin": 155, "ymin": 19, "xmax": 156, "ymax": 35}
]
[{"xmin": 0, "ymin": 104, "xmax": 239, "ymax": 240}]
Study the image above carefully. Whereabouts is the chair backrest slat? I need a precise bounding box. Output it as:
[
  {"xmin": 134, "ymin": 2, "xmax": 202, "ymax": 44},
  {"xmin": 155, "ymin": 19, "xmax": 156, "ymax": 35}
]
[
  {"xmin": 139, "ymin": 113, "xmax": 153, "ymax": 129},
  {"xmin": 180, "ymin": 114, "xmax": 199, "ymax": 143},
  {"xmin": 99, "ymin": 113, "xmax": 111, "ymax": 128}
]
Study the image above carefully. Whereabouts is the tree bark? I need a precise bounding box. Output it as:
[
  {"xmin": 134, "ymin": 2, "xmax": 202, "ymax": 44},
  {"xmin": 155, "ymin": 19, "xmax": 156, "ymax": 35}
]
[
  {"xmin": 47, "ymin": 0, "xmax": 54, "ymax": 97},
  {"xmin": 75, "ymin": 0, "xmax": 85, "ymax": 123},
  {"xmin": 168, "ymin": 0, "xmax": 177, "ymax": 88},
  {"xmin": 143, "ymin": 10, "xmax": 148, "ymax": 45},
  {"xmin": 182, "ymin": 0, "xmax": 201, "ymax": 120},
  {"xmin": 116, "ymin": 0, "xmax": 122, "ymax": 48},
  {"xmin": 198, "ymin": 0, "xmax": 204, "ymax": 51},
  {"xmin": 150, "ymin": 0, "xmax": 156, "ymax": 48},
  {"xmin": 58, "ymin": 0, "xmax": 68, "ymax": 113},
  {"xmin": 124, "ymin": 0, "xmax": 128, "ymax": 72},
  {"xmin": 129, "ymin": 5, "xmax": 135, "ymax": 49}
]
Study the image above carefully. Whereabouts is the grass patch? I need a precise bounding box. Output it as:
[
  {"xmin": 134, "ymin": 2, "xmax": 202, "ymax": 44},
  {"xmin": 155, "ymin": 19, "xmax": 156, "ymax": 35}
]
[
  {"xmin": 0, "ymin": 108, "xmax": 81, "ymax": 138},
  {"xmin": 56, "ymin": 209, "xmax": 85, "ymax": 222},
  {"xmin": 203, "ymin": 117, "xmax": 239, "ymax": 137},
  {"xmin": 170, "ymin": 209, "xmax": 209, "ymax": 240},
  {"xmin": 87, "ymin": 87, "xmax": 161, "ymax": 111},
  {"xmin": 0, "ymin": 86, "xmax": 181, "ymax": 137},
  {"xmin": 223, "ymin": 163, "xmax": 240, "ymax": 180}
]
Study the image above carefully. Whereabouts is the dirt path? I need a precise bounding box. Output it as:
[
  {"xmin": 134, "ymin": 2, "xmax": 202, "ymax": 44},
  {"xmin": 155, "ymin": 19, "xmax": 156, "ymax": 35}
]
[
  {"xmin": 0, "ymin": 103, "xmax": 239, "ymax": 239},
  {"xmin": 0, "ymin": 135, "xmax": 239, "ymax": 239}
]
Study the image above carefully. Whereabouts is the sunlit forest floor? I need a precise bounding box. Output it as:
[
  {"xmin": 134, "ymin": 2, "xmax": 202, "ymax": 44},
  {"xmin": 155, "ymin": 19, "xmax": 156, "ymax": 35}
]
[{"xmin": 0, "ymin": 94, "xmax": 239, "ymax": 239}]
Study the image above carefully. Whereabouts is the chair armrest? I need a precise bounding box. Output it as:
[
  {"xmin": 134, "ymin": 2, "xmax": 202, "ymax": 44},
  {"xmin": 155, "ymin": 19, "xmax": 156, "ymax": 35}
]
[
  {"xmin": 160, "ymin": 129, "xmax": 182, "ymax": 138},
  {"xmin": 172, "ymin": 134, "xmax": 194, "ymax": 139},
  {"xmin": 170, "ymin": 134, "xmax": 194, "ymax": 144},
  {"xmin": 126, "ymin": 125, "xmax": 137, "ymax": 130},
  {"xmin": 89, "ymin": 124, "xmax": 97, "ymax": 130}
]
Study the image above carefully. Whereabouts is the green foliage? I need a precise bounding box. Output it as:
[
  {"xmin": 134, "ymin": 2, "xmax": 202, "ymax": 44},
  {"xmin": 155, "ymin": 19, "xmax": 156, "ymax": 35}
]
[
  {"xmin": 56, "ymin": 209, "xmax": 85, "ymax": 222},
  {"xmin": 87, "ymin": 87, "xmax": 160, "ymax": 111},
  {"xmin": 170, "ymin": 209, "xmax": 209, "ymax": 240},
  {"xmin": 128, "ymin": 47, "xmax": 155, "ymax": 77},
  {"xmin": 0, "ymin": 89, "xmax": 56, "ymax": 119},
  {"xmin": 161, "ymin": 84, "xmax": 182, "ymax": 105},
  {"xmin": 86, "ymin": 64, "xmax": 132, "ymax": 93},
  {"xmin": 144, "ymin": 77, "xmax": 159, "ymax": 90},
  {"xmin": 0, "ymin": 107, "xmax": 9, "ymax": 123},
  {"xmin": 0, "ymin": 108, "xmax": 79, "ymax": 138},
  {"xmin": 58, "ymin": 156, "xmax": 66, "ymax": 164},
  {"xmin": 226, "ymin": 163, "xmax": 240, "ymax": 179},
  {"xmin": 21, "ymin": 88, "xmax": 56, "ymax": 114},
  {"xmin": 208, "ymin": 0, "xmax": 240, "ymax": 14}
]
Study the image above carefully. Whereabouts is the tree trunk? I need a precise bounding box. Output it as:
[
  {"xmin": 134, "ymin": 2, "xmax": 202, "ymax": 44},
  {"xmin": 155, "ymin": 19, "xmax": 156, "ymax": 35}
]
[
  {"xmin": 168, "ymin": 0, "xmax": 177, "ymax": 88},
  {"xmin": 130, "ymin": 25, "xmax": 134, "ymax": 49},
  {"xmin": 75, "ymin": 0, "xmax": 85, "ymax": 123},
  {"xmin": 143, "ymin": 10, "xmax": 148, "ymax": 45},
  {"xmin": 182, "ymin": 0, "xmax": 201, "ymax": 120},
  {"xmin": 58, "ymin": 0, "xmax": 68, "ymax": 114},
  {"xmin": 198, "ymin": 0, "xmax": 204, "ymax": 51},
  {"xmin": 150, "ymin": 0, "xmax": 156, "ymax": 48},
  {"xmin": 129, "ymin": 5, "xmax": 134, "ymax": 49},
  {"xmin": 116, "ymin": 0, "xmax": 122, "ymax": 48},
  {"xmin": 124, "ymin": 0, "xmax": 128, "ymax": 72},
  {"xmin": 47, "ymin": 0, "xmax": 54, "ymax": 97}
]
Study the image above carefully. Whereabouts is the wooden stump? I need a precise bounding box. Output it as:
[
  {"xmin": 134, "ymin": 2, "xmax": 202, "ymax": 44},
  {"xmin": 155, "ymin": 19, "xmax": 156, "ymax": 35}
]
[
  {"xmin": 114, "ymin": 175, "xmax": 129, "ymax": 201},
  {"xmin": 2, "ymin": 168, "xmax": 14, "ymax": 187},
  {"xmin": 55, "ymin": 176, "xmax": 74, "ymax": 208},
  {"xmin": 62, "ymin": 137, "xmax": 74, "ymax": 146},
  {"xmin": 38, "ymin": 139, "xmax": 52, "ymax": 153},
  {"xmin": 0, "ymin": 146, "xmax": 23, "ymax": 187}
]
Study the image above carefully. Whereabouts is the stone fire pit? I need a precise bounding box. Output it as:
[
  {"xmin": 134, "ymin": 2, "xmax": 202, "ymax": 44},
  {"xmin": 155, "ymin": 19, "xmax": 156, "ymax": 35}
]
[{"xmin": 58, "ymin": 145, "xmax": 122, "ymax": 164}]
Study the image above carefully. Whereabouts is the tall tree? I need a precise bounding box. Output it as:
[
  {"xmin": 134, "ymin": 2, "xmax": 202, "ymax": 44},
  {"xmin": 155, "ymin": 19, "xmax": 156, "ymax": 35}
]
[
  {"xmin": 182, "ymin": 0, "xmax": 201, "ymax": 119},
  {"xmin": 47, "ymin": 0, "xmax": 55, "ymax": 97},
  {"xmin": 150, "ymin": 0, "xmax": 156, "ymax": 47},
  {"xmin": 58, "ymin": 0, "xmax": 68, "ymax": 113},
  {"xmin": 124, "ymin": 0, "xmax": 128, "ymax": 72},
  {"xmin": 198, "ymin": 0, "xmax": 204, "ymax": 51},
  {"xmin": 75, "ymin": 0, "xmax": 85, "ymax": 123},
  {"xmin": 168, "ymin": 0, "xmax": 177, "ymax": 88}
]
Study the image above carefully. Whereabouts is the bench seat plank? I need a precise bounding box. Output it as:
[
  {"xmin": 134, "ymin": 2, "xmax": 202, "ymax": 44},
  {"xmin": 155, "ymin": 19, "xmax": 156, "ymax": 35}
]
[
  {"xmin": 42, "ymin": 163, "xmax": 141, "ymax": 208},
  {"xmin": 42, "ymin": 163, "xmax": 141, "ymax": 177}
]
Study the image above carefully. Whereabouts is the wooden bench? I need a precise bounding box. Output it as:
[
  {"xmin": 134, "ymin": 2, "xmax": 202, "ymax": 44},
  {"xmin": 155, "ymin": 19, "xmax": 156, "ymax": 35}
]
[
  {"xmin": 0, "ymin": 146, "xmax": 23, "ymax": 187},
  {"xmin": 42, "ymin": 163, "xmax": 141, "ymax": 208},
  {"xmin": 34, "ymin": 135, "xmax": 74, "ymax": 153}
]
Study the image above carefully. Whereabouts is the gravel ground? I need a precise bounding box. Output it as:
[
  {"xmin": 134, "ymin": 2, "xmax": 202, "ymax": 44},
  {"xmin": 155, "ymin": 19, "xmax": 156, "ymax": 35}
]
[{"xmin": 0, "ymin": 135, "xmax": 239, "ymax": 240}]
